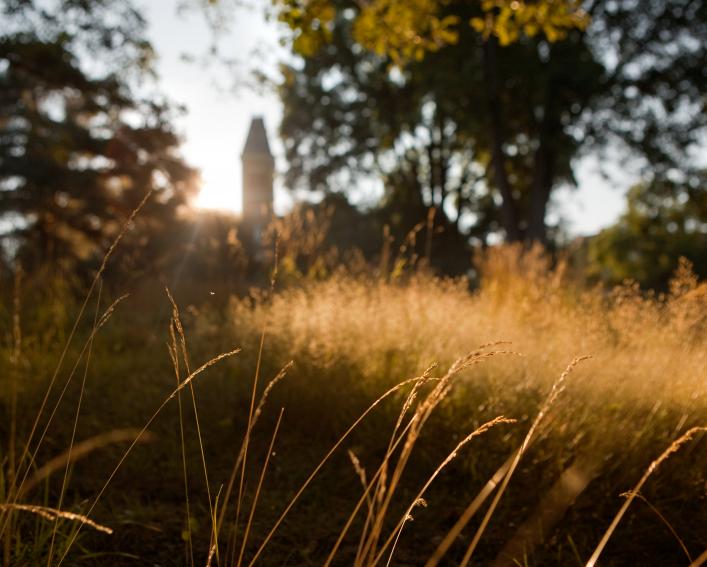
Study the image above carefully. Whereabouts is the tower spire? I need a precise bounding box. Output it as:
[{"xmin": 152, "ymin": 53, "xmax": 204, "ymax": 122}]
[{"xmin": 241, "ymin": 117, "xmax": 274, "ymax": 229}]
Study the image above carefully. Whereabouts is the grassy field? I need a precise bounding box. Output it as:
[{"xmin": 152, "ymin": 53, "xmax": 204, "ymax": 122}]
[{"xmin": 1, "ymin": 246, "xmax": 705, "ymax": 566}]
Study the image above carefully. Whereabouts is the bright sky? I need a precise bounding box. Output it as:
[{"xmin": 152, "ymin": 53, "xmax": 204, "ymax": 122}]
[
  {"xmin": 143, "ymin": 1, "xmax": 629, "ymax": 236},
  {"xmin": 141, "ymin": 1, "xmax": 289, "ymax": 215}
]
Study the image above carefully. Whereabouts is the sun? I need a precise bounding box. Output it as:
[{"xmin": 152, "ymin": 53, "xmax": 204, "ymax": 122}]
[{"xmin": 193, "ymin": 166, "xmax": 242, "ymax": 214}]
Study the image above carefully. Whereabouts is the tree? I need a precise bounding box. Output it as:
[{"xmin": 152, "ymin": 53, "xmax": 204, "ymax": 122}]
[
  {"xmin": 274, "ymin": 0, "xmax": 707, "ymax": 247},
  {"xmin": 276, "ymin": 0, "xmax": 588, "ymax": 61},
  {"xmin": 0, "ymin": 0, "xmax": 197, "ymax": 272},
  {"xmin": 279, "ymin": 4, "xmax": 599, "ymax": 247},
  {"xmin": 587, "ymin": 174, "xmax": 707, "ymax": 289}
]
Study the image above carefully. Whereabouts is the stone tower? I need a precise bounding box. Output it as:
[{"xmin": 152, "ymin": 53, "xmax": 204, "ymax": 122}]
[{"xmin": 241, "ymin": 117, "xmax": 274, "ymax": 232}]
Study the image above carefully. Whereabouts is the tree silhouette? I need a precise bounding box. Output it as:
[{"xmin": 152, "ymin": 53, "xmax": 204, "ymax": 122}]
[
  {"xmin": 0, "ymin": 0, "xmax": 197, "ymax": 271},
  {"xmin": 275, "ymin": 0, "xmax": 707, "ymax": 246}
]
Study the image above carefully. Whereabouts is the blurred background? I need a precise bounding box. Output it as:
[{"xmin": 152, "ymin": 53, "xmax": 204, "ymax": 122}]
[{"xmin": 1, "ymin": 0, "xmax": 705, "ymax": 291}]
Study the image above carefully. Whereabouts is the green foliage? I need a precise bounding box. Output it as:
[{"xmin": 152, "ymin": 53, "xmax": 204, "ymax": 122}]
[
  {"xmin": 277, "ymin": 0, "xmax": 336, "ymax": 56},
  {"xmin": 588, "ymin": 176, "xmax": 707, "ymax": 289},
  {"xmin": 352, "ymin": 0, "xmax": 461, "ymax": 63},
  {"xmin": 0, "ymin": 0, "xmax": 197, "ymax": 272},
  {"xmin": 471, "ymin": 0, "xmax": 589, "ymax": 45},
  {"xmin": 275, "ymin": 0, "xmax": 589, "ymax": 62},
  {"xmin": 277, "ymin": 0, "xmax": 707, "ymax": 248},
  {"xmin": 277, "ymin": 0, "xmax": 600, "ymax": 246}
]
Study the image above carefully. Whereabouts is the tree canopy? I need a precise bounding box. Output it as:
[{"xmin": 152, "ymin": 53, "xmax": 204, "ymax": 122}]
[
  {"xmin": 274, "ymin": 0, "xmax": 707, "ymax": 248},
  {"xmin": 276, "ymin": 0, "xmax": 589, "ymax": 60},
  {"xmin": 588, "ymin": 173, "xmax": 707, "ymax": 289},
  {"xmin": 0, "ymin": 0, "xmax": 197, "ymax": 272}
]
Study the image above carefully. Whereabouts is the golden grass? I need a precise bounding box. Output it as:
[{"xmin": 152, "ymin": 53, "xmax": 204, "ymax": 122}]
[
  {"xmin": 248, "ymin": 374, "xmax": 429, "ymax": 566},
  {"xmin": 2, "ymin": 240, "xmax": 705, "ymax": 565},
  {"xmin": 457, "ymin": 356, "xmax": 592, "ymax": 567},
  {"xmin": 355, "ymin": 347, "xmax": 518, "ymax": 566},
  {"xmin": 587, "ymin": 425, "xmax": 707, "ymax": 567},
  {"xmin": 237, "ymin": 407, "xmax": 284, "ymax": 567},
  {"xmin": 228, "ymin": 247, "xmax": 706, "ymax": 427},
  {"xmin": 167, "ymin": 286, "xmax": 216, "ymax": 566},
  {"xmin": 0, "ymin": 505, "xmax": 113, "ymax": 535},
  {"xmin": 383, "ymin": 415, "xmax": 517, "ymax": 566},
  {"xmin": 53, "ymin": 344, "xmax": 242, "ymax": 565},
  {"xmin": 213, "ymin": 245, "xmax": 705, "ymax": 564}
]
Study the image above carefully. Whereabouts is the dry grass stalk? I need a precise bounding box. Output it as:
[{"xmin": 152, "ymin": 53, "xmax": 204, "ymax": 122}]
[
  {"xmin": 1, "ymin": 191, "xmax": 153, "ymax": 540},
  {"xmin": 425, "ymin": 452, "xmax": 516, "ymax": 567},
  {"xmin": 55, "ymin": 346, "xmax": 241, "ymax": 566},
  {"xmin": 689, "ymin": 549, "xmax": 707, "ymax": 567},
  {"xmin": 253, "ymin": 362, "xmax": 293, "ymax": 422},
  {"xmin": 457, "ymin": 356, "xmax": 592, "ymax": 567},
  {"xmin": 325, "ymin": 406, "xmax": 421, "ymax": 566},
  {"xmin": 348, "ymin": 450, "xmax": 374, "ymax": 516},
  {"xmin": 168, "ymin": 317, "xmax": 195, "ymax": 567},
  {"xmin": 233, "ymin": 326, "xmax": 268, "ymax": 560},
  {"xmin": 248, "ymin": 375, "xmax": 428, "ymax": 566},
  {"xmin": 205, "ymin": 485, "xmax": 225, "ymax": 567},
  {"xmin": 359, "ymin": 348, "xmax": 519, "ymax": 565},
  {"xmin": 386, "ymin": 498, "xmax": 426, "ymax": 567},
  {"xmin": 46, "ymin": 282, "xmax": 105, "ymax": 566},
  {"xmin": 357, "ymin": 356, "xmax": 485, "ymax": 564},
  {"xmin": 354, "ymin": 364, "xmax": 437, "ymax": 562},
  {"xmin": 379, "ymin": 416, "xmax": 517, "ymax": 567},
  {"xmin": 361, "ymin": 376, "xmax": 452, "ymax": 561},
  {"xmin": 168, "ymin": 349, "xmax": 242, "ymax": 401},
  {"xmin": 4, "ymin": 294, "xmax": 129, "ymax": 518},
  {"xmin": 166, "ymin": 288, "xmax": 217, "ymax": 564},
  {"xmin": 618, "ymin": 491, "xmax": 692, "ymax": 563},
  {"xmin": 586, "ymin": 425, "xmax": 707, "ymax": 567},
  {"xmin": 215, "ymin": 360, "xmax": 293, "ymax": 548},
  {"xmin": 237, "ymin": 407, "xmax": 285, "ymax": 567},
  {"xmin": 0, "ymin": 504, "xmax": 112, "ymax": 535},
  {"xmin": 350, "ymin": 371, "xmax": 439, "ymax": 565}
]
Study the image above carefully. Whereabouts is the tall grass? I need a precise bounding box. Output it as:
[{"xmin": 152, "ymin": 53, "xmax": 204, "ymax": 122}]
[
  {"xmin": 0, "ymin": 242, "xmax": 705, "ymax": 565},
  {"xmin": 228, "ymin": 247, "xmax": 705, "ymax": 411}
]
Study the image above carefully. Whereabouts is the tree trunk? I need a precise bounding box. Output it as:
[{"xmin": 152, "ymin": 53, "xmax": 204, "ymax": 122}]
[
  {"xmin": 527, "ymin": 137, "xmax": 554, "ymax": 245},
  {"xmin": 483, "ymin": 38, "xmax": 521, "ymax": 242},
  {"xmin": 527, "ymin": 82, "xmax": 557, "ymax": 245}
]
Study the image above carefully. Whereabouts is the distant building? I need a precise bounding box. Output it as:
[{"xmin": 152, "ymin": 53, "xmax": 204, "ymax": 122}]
[{"xmin": 241, "ymin": 116, "xmax": 274, "ymax": 241}]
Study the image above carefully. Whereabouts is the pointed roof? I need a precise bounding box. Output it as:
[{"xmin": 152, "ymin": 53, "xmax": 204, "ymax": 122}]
[{"xmin": 242, "ymin": 117, "xmax": 273, "ymax": 157}]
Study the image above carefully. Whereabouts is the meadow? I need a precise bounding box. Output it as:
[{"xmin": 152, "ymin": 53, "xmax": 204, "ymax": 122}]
[{"xmin": 0, "ymin": 245, "xmax": 705, "ymax": 566}]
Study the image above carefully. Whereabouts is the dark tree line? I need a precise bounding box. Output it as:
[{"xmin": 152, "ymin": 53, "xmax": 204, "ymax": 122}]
[
  {"xmin": 1, "ymin": 0, "xmax": 705, "ymax": 290},
  {"xmin": 0, "ymin": 0, "xmax": 196, "ymax": 275},
  {"xmin": 277, "ymin": 0, "xmax": 707, "ymax": 259}
]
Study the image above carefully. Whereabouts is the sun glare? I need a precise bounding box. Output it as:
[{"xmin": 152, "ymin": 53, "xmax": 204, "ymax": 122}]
[{"xmin": 193, "ymin": 168, "xmax": 242, "ymax": 214}]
